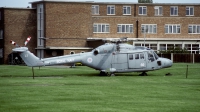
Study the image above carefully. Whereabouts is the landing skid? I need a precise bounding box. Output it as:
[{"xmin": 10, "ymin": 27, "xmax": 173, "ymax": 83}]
[{"xmin": 139, "ymin": 72, "xmax": 148, "ymax": 76}]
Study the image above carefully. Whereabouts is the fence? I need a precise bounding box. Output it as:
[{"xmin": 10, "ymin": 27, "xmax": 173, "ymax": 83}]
[{"xmin": 158, "ymin": 53, "xmax": 200, "ymax": 63}]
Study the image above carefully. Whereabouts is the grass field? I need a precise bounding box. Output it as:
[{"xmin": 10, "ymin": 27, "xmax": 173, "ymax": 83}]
[{"xmin": 0, "ymin": 63, "xmax": 200, "ymax": 112}]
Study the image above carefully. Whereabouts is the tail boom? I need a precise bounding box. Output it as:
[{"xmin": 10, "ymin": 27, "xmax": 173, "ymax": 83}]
[{"xmin": 12, "ymin": 47, "xmax": 83, "ymax": 67}]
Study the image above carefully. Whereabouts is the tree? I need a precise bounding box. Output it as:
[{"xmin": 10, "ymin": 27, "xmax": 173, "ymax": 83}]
[{"xmin": 138, "ymin": 0, "xmax": 153, "ymax": 3}]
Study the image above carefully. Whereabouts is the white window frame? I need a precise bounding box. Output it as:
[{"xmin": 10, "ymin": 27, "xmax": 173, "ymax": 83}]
[
  {"xmin": 184, "ymin": 44, "xmax": 200, "ymax": 54},
  {"xmin": 186, "ymin": 6, "xmax": 194, "ymax": 16},
  {"xmin": 37, "ymin": 4, "xmax": 44, "ymax": 47},
  {"xmin": 93, "ymin": 23, "xmax": 110, "ymax": 33},
  {"xmin": 139, "ymin": 6, "xmax": 147, "ymax": 15},
  {"xmin": 170, "ymin": 6, "xmax": 178, "ymax": 16},
  {"xmin": 154, "ymin": 6, "xmax": 163, "ymax": 16},
  {"xmin": 123, "ymin": 6, "xmax": 131, "ymax": 15},
  {"xmin": 92, "ymin": 5, "xmax": 99, "ymax": 15},
  {"xmin": 188, "ymin": 24, "xmax": 200, "ymax": 34},
  {"xmin": 0, "ymin": 29, "xmax": 3, "ymax": 39},
  {"xmin": 141, "ymin": 24, "xmax": 157, "ymax": 34},
  {"xmin": 117, "ymin": 24, "xmax": 133, "ymax": 33},
  {"xmin": 165, "ymin": 24, "xmax": 181, "ymax": 34},
  {"xmin": 0, "ymin": 48, "xmax": 3, "ymax": 58},
  {"xmin": 107, "ymin": 5, "xmax": 115, "ymax": 15}
]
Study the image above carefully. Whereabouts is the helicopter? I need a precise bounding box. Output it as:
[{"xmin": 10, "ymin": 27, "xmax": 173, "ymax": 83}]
[{"xmin": 11, "ymin": 37, "xmax": 173, "ymax": 76}]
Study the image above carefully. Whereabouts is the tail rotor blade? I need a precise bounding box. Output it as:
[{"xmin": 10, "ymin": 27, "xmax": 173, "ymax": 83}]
[
  {"xmin": 24, "ymin": 36, "xmax": 31, "ymax": 46},
  {"xmin": 10, "ymin": 40, "xmax": 20, "ymax": 47}
]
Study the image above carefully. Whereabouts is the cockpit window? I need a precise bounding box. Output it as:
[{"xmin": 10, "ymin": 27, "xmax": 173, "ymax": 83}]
[
  {"xmin": 140, "ymin": 53, "xmax": 145, "ymax": 59},
  {"xmin": 153, "ymin": 51, "xmax": 159, "ymax": 60},
  {"xmin": 148, "ymin": 51, "xmax": 155, "ymax": 62}
]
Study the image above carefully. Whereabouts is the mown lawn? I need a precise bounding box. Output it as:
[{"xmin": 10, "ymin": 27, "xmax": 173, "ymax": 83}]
[{"xmin": 0, "ymin": 63, "xmax": 200, "ymax": 112}]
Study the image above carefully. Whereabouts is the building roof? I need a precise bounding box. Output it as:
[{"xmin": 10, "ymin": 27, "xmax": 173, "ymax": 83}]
[
  {"xmin": 30, "ymin": 0, "xmax": 200, "ymax": 5},
  {"xmin": 0, "ymin": 7, "xmax": 34, "ymax": 9},
  {"xmin": 87, "ymin": 38, "xmax": 200, "ymax": 41}
]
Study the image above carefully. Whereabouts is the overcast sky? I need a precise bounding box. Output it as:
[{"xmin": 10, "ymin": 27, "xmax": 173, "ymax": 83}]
[{"xmin": 0, "ymin": 0, "xmax": 200, "ymax": 7}]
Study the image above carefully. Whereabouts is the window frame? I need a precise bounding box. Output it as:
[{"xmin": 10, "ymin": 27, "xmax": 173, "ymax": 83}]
[
  {"xmin": 93, "ymin": 23, "xmax": 110, "ymax": 33},
  {"xmin": 165, "ymin": 24, "xmax": 181, "ymax": 34},
  {"xmin": 186, "ymin": 6, "xmax": 194, "ymax": 16},
  {"xmin": 141, "ymin": 24, "xmax": 157, "ymax": 34},
  {"xmin": 154, "ymin": 6, "xmax": 163, "ymax": 16},
  {"xmin": 107, "ymin": 5, "xmax": 115, "ymax": 15},
  {"xmin": 170, "ymin": 6, "xmax": 178, "ymax": 16},
  {"xmin": 188, "ymin": 24, "xmax": 200, "ymax": 34},
  {"xmin": 117, "ymin": 24, "xmax": 133, "ymax": 33},
  {"xmin": 92, "ymin": 5, "xmax": 99, "ymax": 15},
  {"xmin": 139, "ymin": 6, "xmax": 147, "ymax": 15},
  {"xmin": 123, "ymin": 6, "xmax": 131, "ymax": 15}
]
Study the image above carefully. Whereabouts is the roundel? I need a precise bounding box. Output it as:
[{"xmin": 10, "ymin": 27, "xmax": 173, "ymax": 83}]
[{"xmin": 87, "ymin": 57, "xmax": 93, "ymax": 63}]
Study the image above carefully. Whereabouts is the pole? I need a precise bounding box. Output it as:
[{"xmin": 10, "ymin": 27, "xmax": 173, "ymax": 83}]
[
  {"xmin": 144, "ymin": 31, "xmax": 146, "ymax": 47},
  {"xmin": 32, "ymin": 67, "xmax": 35, "ymax": 79},
  {"xmin": 186, "ymin": 65, "xmax": 188, "ymax": 79}
]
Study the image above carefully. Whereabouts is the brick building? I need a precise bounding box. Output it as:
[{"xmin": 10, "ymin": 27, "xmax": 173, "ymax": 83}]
[{"xmin": 0, "ymin": 1, "xmax": 200, "ymax": 64}]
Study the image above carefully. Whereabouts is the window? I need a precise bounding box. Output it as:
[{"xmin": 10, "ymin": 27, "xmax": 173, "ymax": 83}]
[
  {"xmin": 93, "ymin": 24, "xmax": 110, "ymax": 33},
  {"xmin": 139, "ymin": 6, "xmax": 147, "ymax": 15},
  {"xmin": 165, "ymin": 24, "xmax": 180, "ymax": 34},
  {"xmin": 188, "ymin": 25, "xmax": 200, "ymax": 34},
  {"xmin": 141, "ymin": 24, "xmax": 157, "ymax": 34},
  {"xmin": 140, "ymin": 54, "xmax": 144, "ymax": 59},
  {"xmin": 129, "ymin": 54, "xmax": 133, "ymax": 60},
  {"xmin": 123, "ymin": 6, "xmax": 131, "ymax": 15},
  {"xmin": 0, "ymin": 48, "xmax": 2, "ymax": 58},
  {"xmin": 92, "ymin": 5, "xmax": 99, "ymax": 15},
  {"xmin": 0, "ymin": 30, "xmax": 3, "ymax": 39},
  {"xmin": 107, "ymin": 5, "xmax": 115, "ymax": 15},
  {"xmin": 160, "ymin": 44, "xmax": 166, "ymax": 51},
  {"xmin": 135, "ymin": 54, "xmax": 139, "ymax": 59},
  {"xmin": 170, "ymin": 6, "xmax": 178, "ymax": 16},
  {"xmin": 185, "ymin": 44, "xmax": 200, "ymax": 54},
  {"xmin": 148, "ymin": 51, "xmax": 155, "ymax": 62},
  {"xmin": 167, "ymin": 44, "xmax": 174, "ymax": 50},
  {"xmin": 117, "ymin": 24, "xmax": 133, "ymax": 33},
  {"xmin": 37, "ymin": 4, "xmax": 44, "ymax": 47},
  {"xmin": 154, "ymin": 6, "xmax": 163, "ymax": 16},
  {"xmin": 186, "ymin": 6, "xmax": 194, "ymax": 16}
]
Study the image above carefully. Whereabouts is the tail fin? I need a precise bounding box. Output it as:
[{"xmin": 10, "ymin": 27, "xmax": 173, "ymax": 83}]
[{"xmin": 12, "ymin": 47, "xmax": 44, "ymax": 67}]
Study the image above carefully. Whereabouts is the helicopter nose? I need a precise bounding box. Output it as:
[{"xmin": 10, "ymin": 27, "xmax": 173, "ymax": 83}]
[{"xmin": 161, "ymin": 58, "xmax": 173, "ymax": 68}]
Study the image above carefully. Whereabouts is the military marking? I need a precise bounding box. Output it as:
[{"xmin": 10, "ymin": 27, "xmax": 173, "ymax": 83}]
[
  {"xmin": 87, "ymin": 57, "xmax": 93, "ymax": 63},
  {"xmin": 66, "ymin": 58, "xmax": 75, "ymax": 62},
  {"xmin": 141, "ymin": 63, "xmax": 145, "ymax": 67},
  {"xmin": 57, "ymin": 60, "xmax": 65, "ymax": 63}
]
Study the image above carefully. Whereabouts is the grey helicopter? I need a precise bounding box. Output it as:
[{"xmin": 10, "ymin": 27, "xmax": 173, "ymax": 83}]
[{"xmin": 11, "ymin": 37, "xmax": 173, "ymax": 76}]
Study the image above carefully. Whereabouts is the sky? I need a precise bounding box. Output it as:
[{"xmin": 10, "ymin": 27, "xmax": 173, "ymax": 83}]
[{"xmin": 0, "ymin": 0, "xmax": 200, "ymax": 8}]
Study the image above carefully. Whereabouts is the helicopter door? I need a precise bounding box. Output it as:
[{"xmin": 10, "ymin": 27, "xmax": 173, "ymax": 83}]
[
  {"xmin": 128, "ymin": 53, "xmax": 146, "ymax": 69},
  {"xmin": 111, "ymin": 53, "xmax": 128, "ymax": 70}
]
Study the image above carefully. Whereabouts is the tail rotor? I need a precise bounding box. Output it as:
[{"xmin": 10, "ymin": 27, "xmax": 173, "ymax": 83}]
[
  {"xmin": 10, "ymin": 40, "xmax": 20, "ymax": 47},
  {"xmin": 10, "ymin": 36, "xmax": 31, "ymax": 47},
  {"xmin": 24, "ymin": 36, "xmax": 31, "ymax": 46}
]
